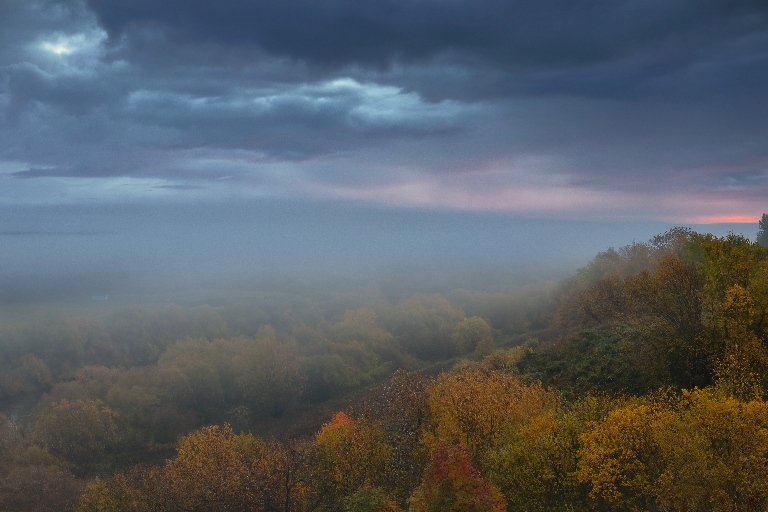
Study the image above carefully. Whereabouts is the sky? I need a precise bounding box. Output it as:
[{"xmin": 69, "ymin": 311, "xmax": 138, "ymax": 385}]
[{"xmin": 0, "ymin": 1, "xmax": 767, "ymax": 299}]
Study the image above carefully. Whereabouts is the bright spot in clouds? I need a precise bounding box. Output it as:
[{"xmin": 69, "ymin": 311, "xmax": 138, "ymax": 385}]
[
  {"xmin": 42, "ymin": 42, "xmax": 73, "ymax": 55},
  {"xmin": 37, "ymin": 31, "xmax": 106, "ymax": 58}
]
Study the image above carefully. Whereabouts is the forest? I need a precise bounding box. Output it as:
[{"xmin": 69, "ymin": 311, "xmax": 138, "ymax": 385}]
[{"xmin": 1, "ymin": 219, "xmax": 768, "ymax": 511}]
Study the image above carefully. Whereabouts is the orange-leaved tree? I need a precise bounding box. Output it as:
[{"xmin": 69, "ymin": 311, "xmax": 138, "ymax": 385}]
[
  {"xmin": 409, "ymin": 443, "xmax": 505, "ymax": 512},
  {"xmin": 310, "ymin": 411, "xmax": 393, "ymax": 510}
]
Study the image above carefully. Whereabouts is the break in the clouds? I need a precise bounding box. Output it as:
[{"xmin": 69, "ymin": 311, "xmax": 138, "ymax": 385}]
[{"xmin": 1, "ymin": 0, "xmax": 767, "ymax": 221}]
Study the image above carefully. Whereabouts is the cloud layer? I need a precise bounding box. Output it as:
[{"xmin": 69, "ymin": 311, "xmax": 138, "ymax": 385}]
[{"xmin": 1, "ymin": 0, "xmax": 767, "ymax": 221}]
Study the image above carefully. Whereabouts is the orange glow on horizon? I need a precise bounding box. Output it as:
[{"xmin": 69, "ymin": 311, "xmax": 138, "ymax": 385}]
[{"xmin": 691, "ymin": 215, "xmax": 760, "ymax": 224}]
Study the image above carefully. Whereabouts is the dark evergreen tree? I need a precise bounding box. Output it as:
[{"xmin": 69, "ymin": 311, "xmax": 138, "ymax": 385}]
[{"xmin": 758, "ymin": 213, "xmax": 768, "ymax": 247}]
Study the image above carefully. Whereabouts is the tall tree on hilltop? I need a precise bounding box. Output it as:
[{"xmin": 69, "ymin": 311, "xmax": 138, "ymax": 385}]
[{"xmin": 758, "ymin": 213, "xmax": 768, "ymax": 247}]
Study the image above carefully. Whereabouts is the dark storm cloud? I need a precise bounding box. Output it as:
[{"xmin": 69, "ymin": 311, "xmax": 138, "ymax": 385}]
[
  {"xmin": 85, "ymin": 0, "xmax": 765, "ymax": 67},
  {"xmin": 84, "ymin": 0, "xmax": 768, "ymax": 97}
]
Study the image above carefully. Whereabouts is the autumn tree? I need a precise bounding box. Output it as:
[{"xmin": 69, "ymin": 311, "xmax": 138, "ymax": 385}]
[
  {"xmin": 714, "ymin": 284, "xmax": 768, "ymax": 397},
  {"xmin": 453, "ymin": 317, "xmax": 494, "ymax": 357},
  {"xmin": 322, "ymin": 307, "xmax": 394, "ymax": 358},
  {"xmin": 0, "ymin": 465, "xmax": 83, "ymax": 512},
  {"xmin": 365, "ymin": 369, "xmax": 432, "ymax": 506},
  {"xmin": 75, "ymin": 466, "xmax": 165, "ymax": 512},
  {"xmin": 17, "ymin": 353, "xmax": 53, "ymax": 392},
  {"xmin": 310, "ymin": 411, "xmax": 392, "ymax": 511},
  {"xmin": 159, "ymin": 337, "xmax": 227, "ymax": 422},
  {"xmin": 486, "ymin": 393, "xmax": 621, "ymax": 512},
  {"xmin": 33, "ymin": 398, "xmax": 120, "ymax": 475},
  {"xmin": 377, "ymin": 295, "xmax": 463, "ymax": 360},
  {"xmin": 577, "ymin": 401, "xmax": 665, "ymax": 511},
  {"xmin": 408, "ymin": 443, "xmax": 505, "ymax": 512},
  {"xmin": 344, "ymin": 486, "xmax": 401, "ymax": 512},
  {"xmin": 424, "ymin": 365, "xmax": 558, "ymax": 462},
  {"xmin": 77, "ymin": 425, "xmax": 308, "ymax": 512},
  {"xmin": 302, "ymin": 307, "xmax": 396, "ymax": 403},
  {"xmin": 749, "ymin": 260, "xmax": 768, "ymax": 338},
  {"xmin": 691, "ymin": 234, "xmax": 768, "ymax": 394},
  {"xmin": 235, "ymin": 327, "xmax": 305, "ymax": 418},
  {"xmin": 106, "ymin": 365, "xmax": 198, "ymax": 444},
  {"xmin": 68, "ymin": 315, "xmax": 119, "ymax": 367},
  {"xmin": 700, "ymin": 233, "xmax": 765, "ymax": 305},
  {"xmin": 577, "ymin": 389, "xmax": 768, "ymax": 512},
  {"xmin": 624, "ymin": 255, "xmax": 709, "ymax": 388},
  {"xmin": 163, "ymin": 424, "xmax": 254, "ymax": 510},
  {"xmin": 164, "ymin": 424, "xmax": 307, "ymax": 512},
  {"xmin": 653, "ymin": 388, "xmax": 768, "ymax": 512}
]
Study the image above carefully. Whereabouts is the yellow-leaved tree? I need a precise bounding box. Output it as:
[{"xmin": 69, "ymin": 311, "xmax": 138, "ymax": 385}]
[
  {"xmin": 653, "ymin": 388, "xmax": 768, "ymax": 512},
  {"xmin": 424, "ymin": 365, "xmax": 558, "ymax": 462},
  {"xmin": 79, "ymin": 423, "xmax": 308, "ymax": 512},
  {"xmin": 577, "ymin": 401, "xmax": 666, "ymax": 511},
  {"xmin": 578, "ymin": 388, "xmax": 768, "ymax": 512},
  {"xmin": 486, "ymin": 393, "xmax": 622, "ymax": 512},
  {"xmin": 310, "ymin": 411, "xmax": 393, "ymax": 510}
]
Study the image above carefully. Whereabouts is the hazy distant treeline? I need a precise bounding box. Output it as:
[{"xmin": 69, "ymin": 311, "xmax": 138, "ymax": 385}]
[{"xmin": 0, "ymin": 283, "xmax": 555, "ymax": 405}]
